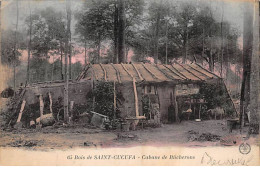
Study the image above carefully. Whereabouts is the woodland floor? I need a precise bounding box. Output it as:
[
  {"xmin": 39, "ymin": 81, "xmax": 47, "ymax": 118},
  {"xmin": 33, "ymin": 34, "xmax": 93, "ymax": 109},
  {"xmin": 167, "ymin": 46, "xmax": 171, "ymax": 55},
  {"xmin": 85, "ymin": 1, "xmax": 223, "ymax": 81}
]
[{"xmin": 0, "ymin": 120, "xmax": 257, "ymax": 151}]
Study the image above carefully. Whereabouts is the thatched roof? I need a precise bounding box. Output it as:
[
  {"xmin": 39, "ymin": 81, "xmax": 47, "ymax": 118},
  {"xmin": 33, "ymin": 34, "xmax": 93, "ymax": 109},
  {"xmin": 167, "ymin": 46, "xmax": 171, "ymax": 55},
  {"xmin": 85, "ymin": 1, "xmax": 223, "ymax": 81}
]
[{"xmin": 76, "ymin": 63, "xmax": 220, "ymax": 83}]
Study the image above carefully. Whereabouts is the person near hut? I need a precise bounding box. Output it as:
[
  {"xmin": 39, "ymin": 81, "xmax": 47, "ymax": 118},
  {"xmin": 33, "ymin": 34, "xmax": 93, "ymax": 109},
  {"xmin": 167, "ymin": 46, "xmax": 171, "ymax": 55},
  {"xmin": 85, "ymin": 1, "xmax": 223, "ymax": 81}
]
[{"xmin": 179, "ymin": 108, "xmax": 192, "ymax": 123}]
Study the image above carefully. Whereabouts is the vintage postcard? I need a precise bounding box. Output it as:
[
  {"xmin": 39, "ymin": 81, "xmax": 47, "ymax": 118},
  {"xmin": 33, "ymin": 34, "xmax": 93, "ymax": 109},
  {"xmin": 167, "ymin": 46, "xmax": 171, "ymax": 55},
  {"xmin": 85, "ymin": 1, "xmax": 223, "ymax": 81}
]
[{"xmin": 0, "ymin": 0, "xmax": 259, "ymax": 166}]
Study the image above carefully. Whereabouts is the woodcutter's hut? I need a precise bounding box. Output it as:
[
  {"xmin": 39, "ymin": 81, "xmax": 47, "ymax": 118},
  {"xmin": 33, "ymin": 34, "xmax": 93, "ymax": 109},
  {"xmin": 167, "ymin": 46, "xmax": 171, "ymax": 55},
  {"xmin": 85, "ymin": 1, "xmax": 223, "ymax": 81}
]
[
  {"xmin": 76, "ymin": 63, "xmax": 236, "ymax": 123},
  {"xmin": 6, "ymin": 63, "xmax": 236, "ymax": 127}
]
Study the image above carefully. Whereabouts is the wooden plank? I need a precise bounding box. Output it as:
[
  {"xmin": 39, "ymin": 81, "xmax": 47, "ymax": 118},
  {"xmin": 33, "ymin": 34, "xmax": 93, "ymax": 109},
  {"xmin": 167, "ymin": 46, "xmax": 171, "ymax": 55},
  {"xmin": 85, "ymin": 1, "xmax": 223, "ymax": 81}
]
[
  {"xmin": 132, "ymin": 63, "xmax": 144, "ymax": 80},
  {"xmin": 133, "ymin": 78, "xmax": 139, "ymax": 117},
  {"xmin": 90, "ymin": 111, "xmax": 108, "ymax": 118},
  {"xmin": 176, "ymin": 62, "xmax": 203, "ymax": 80},
  {"xmin": 162, "ymin": 65, "xmax": 185, "ymax": 80},
  {"xmin": 76, "ymin": 64, "xmax": 89, "ymax": 81},
  {"xmin": 99, "ymin": 63, "xmax": 107, "ymax": 81},
  {"xmin": 195, "ymin": 63, "xmax": 220, "ymax": 78},
  {"xmin": 142, "ymin": 63, "xmax": 160, "ymax": 80},
  {"xmin": 155, "ymin": 64, "xmax": 176, "ymax": 81},
  {"xmin": 189, "ymin": 64, "xmax": 215, "ymax": 78},
  {"xmin": 171, "ymin": 64, "xmax": 189, "ymax": 80},
  {"xmin": 111, "ymin": 64, "xmax": 122, "ymax": 83},
  {"xmin": 113, "ymin": 80, "xmax": 116, "ymax": 118},
  {"xmin": 186, "ymin": 64, "xmax": 210, "ymax": 79},
  {"xmin": 121, "ymin": 63, "xmax": 134, "ymax": 78},
  {"xmin": 90, "ymin": 64, "xmax": 97, "ymax": 80}
]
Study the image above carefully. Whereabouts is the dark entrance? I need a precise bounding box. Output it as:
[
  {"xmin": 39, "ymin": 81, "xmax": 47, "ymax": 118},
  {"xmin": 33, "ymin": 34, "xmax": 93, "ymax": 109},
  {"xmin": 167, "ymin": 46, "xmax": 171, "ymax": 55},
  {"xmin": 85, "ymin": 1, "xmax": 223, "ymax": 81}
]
[{"xmin": 168, "ymin": 103, "xmax": 176, "ymax": 123}]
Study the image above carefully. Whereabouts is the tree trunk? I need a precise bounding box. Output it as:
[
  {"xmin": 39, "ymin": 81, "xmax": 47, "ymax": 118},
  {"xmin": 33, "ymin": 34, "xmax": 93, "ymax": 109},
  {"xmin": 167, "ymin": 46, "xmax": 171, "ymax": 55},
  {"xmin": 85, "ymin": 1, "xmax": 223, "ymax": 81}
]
[
  {"xmin": 13, "ymin": 0, "xmax": 19, "ymax": 92},
  {"xmin": 26, "ymin": 2, "xmax": 32, "ymax": 85},
  {"xmin": 225, "ymin": 40, "xmax": 229, "ymax": 88},
  {"xmin": 165, "ymin": 20, "xmax": 168, "ymax": 64},
  {"xmin": 118, "ymin": 0, "xmax": 126, "ymax": 63},
  {"xmin": 67, "ymin": 1, "xmax": 72, "ymax": 80},
  {"xmin": 183, "ymin": 26, "xmax": 189, "ymax": 64},
  {"xmin": 114, "ymin": 1, "xmax": 119, "ymax": 64},
  {"xmin": 249, "ymin": 0, "xmax": 259, "ymax": 134},
  {"xmin": 209, "ymin": 36, "xmax": 214, "ymax": 72},
  {"xmin": 220, "ymin": 2, "xmax": 224, "ymax": 78},
  {"xmin": 201, "ymin": 27, "xmax": 205, "ymax": 59},
  {"xmin": 64, "ymin": 0, "xmax": 71, "ymax": 123},
  {"xmin": 240, "ymin": 2, "xmax": 253, "ymax": 127},
  {"xmin": 154, "ymin": 5, "xmax": 161, "ymax": 64},
  {"xmin": 60, "ymin": 41, "xmax": 63, "ymax": 80},
  {"xmin": 44, "ymin": 53, "xmax": 48, "ymax": 82},
  {"xmin": 240, "ymin": 1, "xmax": 259, "ymax": 134}
]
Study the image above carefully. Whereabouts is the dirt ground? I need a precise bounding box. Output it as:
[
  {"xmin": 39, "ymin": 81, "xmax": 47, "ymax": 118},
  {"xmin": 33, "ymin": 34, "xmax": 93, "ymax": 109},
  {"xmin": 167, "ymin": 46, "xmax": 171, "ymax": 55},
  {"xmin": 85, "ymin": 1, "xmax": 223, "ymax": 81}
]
[{"xmin": 0, "ymin": 120, "xmax": 256, "ymax": 151}]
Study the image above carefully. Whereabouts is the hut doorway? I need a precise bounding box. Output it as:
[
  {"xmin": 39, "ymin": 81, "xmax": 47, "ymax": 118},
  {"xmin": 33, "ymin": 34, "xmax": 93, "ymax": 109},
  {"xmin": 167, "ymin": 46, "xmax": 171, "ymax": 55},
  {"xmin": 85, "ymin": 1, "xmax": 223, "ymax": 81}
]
[
  {"xmin": 168, "ymin": 92, "xmax": 177, "ymax": 123},
  {"xmin": 142, "ymin": 85, "xmax": 160, "ymax": 124},
  {"xmin": 168, "ymin": 103, "xmax": 176, "ymax": 123}
]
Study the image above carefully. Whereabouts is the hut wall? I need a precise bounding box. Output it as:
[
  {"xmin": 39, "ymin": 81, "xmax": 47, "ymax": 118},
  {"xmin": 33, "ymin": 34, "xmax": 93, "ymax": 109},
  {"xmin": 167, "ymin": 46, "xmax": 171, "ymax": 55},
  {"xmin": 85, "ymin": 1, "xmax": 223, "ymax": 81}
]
[
  {"xmin": 157, "ymin": 84, "xmax": 175, "ymax": 123},
  {"xmin": 116, "ymin": 82, "xmax": 143, "ymax": 118},
  {"xmin": 23, "ymin": 81, "xmax": 92, "ymax": 105}
]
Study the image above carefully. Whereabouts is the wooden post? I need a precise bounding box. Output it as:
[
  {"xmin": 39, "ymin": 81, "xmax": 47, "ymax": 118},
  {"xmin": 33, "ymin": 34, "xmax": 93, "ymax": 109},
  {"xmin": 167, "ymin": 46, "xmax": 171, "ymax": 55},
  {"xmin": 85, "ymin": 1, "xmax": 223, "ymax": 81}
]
[
  {"xmin": 113, "ymin": 81, "xmax": 116, "ymax": 119},
  {"xmin": 69, "ymin": 101, "xmax": 74, "ymax": 123},
  {"xmin": 173, "ymin": 86, "xmax": 179, "ymax": 122},
  {"xmin": 144, "ymin": 85, "xmax": 147, "ymax": 94},
  {"xmin": 48, "ymin": 92, "xmax": 53, "ymax": 114},
  {"xmin": 69, "ymin": 101, "xmax": 74, "ymax": 111},
  {"xmin": 16, "ymin": 100, "xmax": 26, "ymax": 123},
  {"xmin": 133, "ymin": 78, "xmax": 139, "ymax": 117},
  {"xmin": 92, "ymin": 80, "xmax": 95, "ymax": 111},
  {"xmin": 39, "ymin": 94, "xmax": 44, "ymax": 119},
  {"xmin": 199, "ymin": 104, "xmax": 201, "ymax": 119},
  {"xmin": 193, "ymin": 106, "xmax": 196, "ymax": 120}
]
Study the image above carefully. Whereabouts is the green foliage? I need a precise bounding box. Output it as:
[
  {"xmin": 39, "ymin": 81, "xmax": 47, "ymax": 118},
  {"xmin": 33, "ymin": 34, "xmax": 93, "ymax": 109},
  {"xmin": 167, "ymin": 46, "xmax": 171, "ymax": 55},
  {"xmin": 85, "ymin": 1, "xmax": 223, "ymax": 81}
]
[
  {"xmin": 199, "ymin": 82, "xmax": 234, "ymax": 116},
  {"xmin": 131, "ymin": 1, "xmax": 241, "ymax": 64},
  {"xmin": 199, "ymin": 83, "xmax": 225, "ymax": 109},
  {"xmin": 85, "ymin": 82, "xmax": 119, "ymax": 119},
  {"xmin": 75, "ymin": 0, "xmax": 145, "ymax": 62},
  {"xmin": 93, "ymin": 82, "xmax": 114, "ymax": 118},
  {"xmin": 1, "ymin": 29, "xmax": 25, "ymax": 66},
  {"xmin": 26, "ymin": 7, "xmax": 66, "ymax": 58}
]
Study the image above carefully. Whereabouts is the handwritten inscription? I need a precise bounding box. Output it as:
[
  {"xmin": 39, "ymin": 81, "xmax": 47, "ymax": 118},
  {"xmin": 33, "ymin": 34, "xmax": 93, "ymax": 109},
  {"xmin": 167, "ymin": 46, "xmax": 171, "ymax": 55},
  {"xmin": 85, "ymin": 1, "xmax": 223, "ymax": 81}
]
[{"xmin": 201, "ymin": 152, "xmax": 253, "ymax": 166}]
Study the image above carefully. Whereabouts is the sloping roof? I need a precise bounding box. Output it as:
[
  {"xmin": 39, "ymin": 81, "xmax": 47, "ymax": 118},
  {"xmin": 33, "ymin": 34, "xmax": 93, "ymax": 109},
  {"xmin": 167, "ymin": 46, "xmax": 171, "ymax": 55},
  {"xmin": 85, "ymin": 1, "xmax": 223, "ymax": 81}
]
[{"xmin": 76, "ymin": 63, "xmax": 220, "ymax": 83}]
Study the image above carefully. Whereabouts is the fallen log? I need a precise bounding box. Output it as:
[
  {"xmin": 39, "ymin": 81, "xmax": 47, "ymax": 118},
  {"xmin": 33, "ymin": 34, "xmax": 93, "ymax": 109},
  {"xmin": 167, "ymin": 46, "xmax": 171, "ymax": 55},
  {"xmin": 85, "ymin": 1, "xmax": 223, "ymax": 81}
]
[
  {"xmin": 35, "ymin": 93, "xmax": 55, "ymax": 128},
  {"xmin": 36, "ymin": 114, "xmax": 55, "ymax": 127}
]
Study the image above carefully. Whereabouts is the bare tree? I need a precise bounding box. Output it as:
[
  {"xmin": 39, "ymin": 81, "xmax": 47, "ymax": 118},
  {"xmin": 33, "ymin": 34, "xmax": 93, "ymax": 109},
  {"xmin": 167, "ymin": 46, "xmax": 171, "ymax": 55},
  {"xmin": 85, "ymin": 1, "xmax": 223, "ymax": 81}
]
[
  {"xmin": 118, "ymin": 0, "xmax": 126, "ymax": 63},
  {"xmin": 68, "ymin": 3, "xmax": 72, "ymax": 79},
  {"xmin": 114, "ymin": 0, "xmax": 119, "ymax": 63},
  {"xmin": 26, "ymin": 1, "xmax": 32, "ymax": 85},
  {"xmin": 220, "ymin": 1, "xmax": 224, "ymax": 77},
  {"xmin": 248, "ymin": 0, "xmax": 259, "ymax": 134},
  {"xmin": 13, "ymin": 0, "xmax": 19, "ymax": 92},
  {"xmin": 240, "ymin": 1, "xmax": 259, "ymax": 134},
  {"xmin": 64, "ymin": 0, "xmax": 71, "ymax": 123}
]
